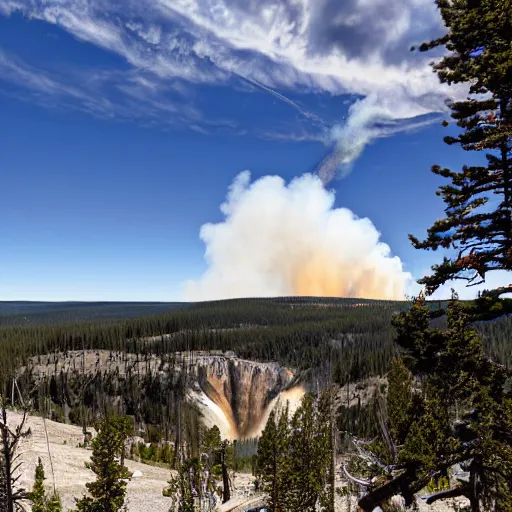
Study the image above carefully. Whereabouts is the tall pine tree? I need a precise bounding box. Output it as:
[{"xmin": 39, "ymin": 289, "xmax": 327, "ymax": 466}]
[
  {"xmin": 387, "ymin": 358, "xmax": 413, "ymax": 446},
  {"xmin": 352, "ymin": 295, "xmax": 512, "ymax": 511},
  {"xmin": 363, "ymin": 3, "xmax": 512, "ymax": 508},
  {"xmin": 287, "ymin": 394, "xmax": 333, "ymax": 512},
  {"xmin": 255, "ymin": 396, "xmax": 335, "ymax": 512},
  {"xmin": 255, "ymin": 407, "xmax": 290, "ymax": 512},
  {"xmin": 30, "ymin": 458, "xmax": 47, "ymax": 512},
  {"xmin": 394, "ymin": 296, "xmax": 512, "ymax": 511},
  {"xmin": 74, "ymin": 416, "xmax": 131, "ymax": 512},
  {"xmin": 409, "ymin": 0, "xmax": 512, "ymax": 304}
]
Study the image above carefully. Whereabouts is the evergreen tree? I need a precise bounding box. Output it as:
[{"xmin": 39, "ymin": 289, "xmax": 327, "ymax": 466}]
[
  {"xmin": 387, "ymin": 10, "xmax": 512, "ymax": 497},
  {"xmin": 386, "ymin": 357, "xmax": 413, "ymax": 445},
  {"xmin": 350, "ymin": 295, "xmax": 512, "ymax": 511},
  {"xmin": 255, "ymin": 410, "xmax": 278, "ymax": 507},
  {"xmin": 29, "ymin": 459, "xmax": 62, "ymax": 512},
  {"xmin": 30, "ymin": 458, "xmax": 47, "ymax": 512},
  {"xmin": 398, "ymin": 296, "xmax": 512, "ymax": 510},
  {"xmin": 256, "ymin": 396, "xmax": 335, "ymax": 512},
  {"xmin": 398, "ymin": 385, "xmax": 456, "ymax": 481},
  {"xmin": 255, "ymin": 407, "xmax": 290, "ymax": 512},
  {"xmin": 110, "ymin": 416, "xmax": 133, "ymax": 467},
  {"xmin": 287, "ymin": 394, "xmax": 332, "ymax": 512},
  {"xmin": 200, "ymin": 425, "xmax": 222, "ymax": 503},
  {"xmin": 287, "ymin": 395, "xmax": 315, "ymax": 511},
  {"xmin": 74, "ymin": 416, "xmax": 131, "ymax": 512},
  {"xmin": 359, "ymin": 296, "xmax": 512, "ymax": 511},
  {"xmin": 46, "ymin": 493, "xmax": 62, "ymax": 512},
  {"xmin": 317, "ymin": 390, "xmax": 336, "ymax": 512},
  {"xmin": 409, "ymin": 0, "xmax": 512, "ymax": 304},
  {"xmin": 201, "ymin": 426, "xmax": 221, "ymax": 458}
]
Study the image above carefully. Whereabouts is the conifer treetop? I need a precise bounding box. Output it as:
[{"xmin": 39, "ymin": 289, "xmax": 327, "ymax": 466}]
[{"xmin": 410, "ymin": 0, "xmax": 512, "ymax": 298}]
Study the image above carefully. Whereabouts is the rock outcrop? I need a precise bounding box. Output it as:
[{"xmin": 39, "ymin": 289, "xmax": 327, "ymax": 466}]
[{"xmin": 19, "ymin": 350, "xmax": 304, "ymax": 439}]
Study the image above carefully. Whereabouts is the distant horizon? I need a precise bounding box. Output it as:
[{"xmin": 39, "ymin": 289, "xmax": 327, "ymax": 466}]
[
  {"xmin": 0, "ymin": 296, "xmax": 450, "ymax": 305},
  {"xmin": 0, "ymin": 300, "xmax": 184, "ymax": 304}
]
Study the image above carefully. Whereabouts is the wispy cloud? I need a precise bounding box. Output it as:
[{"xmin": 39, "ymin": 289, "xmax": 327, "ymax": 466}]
[
  {"xmin": 0, "ymin": 48, "xmax": 112, "ymax": 113},
  {"xmin": 0, "ymin": 0, "xmax": 458, "ymax": 170},
  {"xmin": 260, "ymin": 129, "xmax": 328, "ymax": 144},
  {"xmin": 239, "ymin": 75, "xmax": 328, "ymax": 130},
  {"xmin": 0, "ymin": 48, "xmax": 208, "ymax": 126},
  {"xmin": 317, "ymin": 90, "xmax": 447, "ymax": 182}
]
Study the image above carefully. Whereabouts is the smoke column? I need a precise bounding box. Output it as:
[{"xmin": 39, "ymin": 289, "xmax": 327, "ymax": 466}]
[
  {"xmin": 183, "ymin": 171, "xmax": 411, "ymax": 301},
  {"xmin": 317, "ymin": 91, "xmax": 448, "ymax": 184}
]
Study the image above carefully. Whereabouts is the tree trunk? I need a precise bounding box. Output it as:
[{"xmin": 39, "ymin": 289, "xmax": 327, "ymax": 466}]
[
  {"xmin": 469, "ymin": 458, "xmax": 481, "ymax": 512},
  {"xmin": 272, "ymin": 448, "xmax": 278, "ymax": 512},
  {"xmin": 221, "ymin": 441, "xmax": 231, "ymax": 504},
  {"xmin": 0, "ymin": 407, "xmax": 13, "ymax": 512},
  {"xmin": 499, "ymin": 97, "xmax": 512, "ymax": 267},
  {"xmin": 328, "ymin": 389, "xmax": 336, "ymax": 512}
]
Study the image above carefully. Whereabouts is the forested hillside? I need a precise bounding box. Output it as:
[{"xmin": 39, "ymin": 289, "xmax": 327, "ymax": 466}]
[
  {"xmin": 2, "ymin": 298, "xmax": 511, "ymax": 392},
  {"xmin": 0, "ymin": 298, "xmax": 404, "ymax": 391}
]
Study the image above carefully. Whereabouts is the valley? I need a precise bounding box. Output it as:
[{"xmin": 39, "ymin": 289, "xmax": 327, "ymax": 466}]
[
  {"xmin": 2, "ymin": 298, "xmax": 512, "ymax": 511},
  {"xmin": 19, "ymin": 349, "xmax": 304, "ymax": 440}
]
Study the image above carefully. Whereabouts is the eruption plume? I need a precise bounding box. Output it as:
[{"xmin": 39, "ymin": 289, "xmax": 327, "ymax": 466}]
[{"xmin": 183, "ymin": 172, "xmax": 411, "ymax": 301}]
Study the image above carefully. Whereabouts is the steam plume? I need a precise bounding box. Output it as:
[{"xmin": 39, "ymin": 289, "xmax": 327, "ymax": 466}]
[{"xmin": 184, "ymin": 172, "xmax": 411, "ymax": 301}]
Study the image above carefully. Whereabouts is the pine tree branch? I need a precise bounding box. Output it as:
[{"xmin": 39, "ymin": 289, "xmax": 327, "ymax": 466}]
[
  {"xmin": 421, "ymin": 485, "xmax": 468, "ymax": 504},
  {"xmin": 482, "ymin": 284, "xmax": 512, "ymax": 298}
]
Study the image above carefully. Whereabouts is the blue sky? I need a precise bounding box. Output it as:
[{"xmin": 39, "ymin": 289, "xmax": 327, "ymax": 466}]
[{"xmin": 0, "ymin": 1, "xmax": 502, "ymax": 301}]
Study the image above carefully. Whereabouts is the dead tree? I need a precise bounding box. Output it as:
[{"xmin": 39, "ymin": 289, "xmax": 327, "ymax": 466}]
[
  {"xmin": 220, "ymin": 441, "xmax": 231, "ymax": 503},
  {"xmin": 0, "ymin": 398, "xmax": 31, "ymax": 512}
]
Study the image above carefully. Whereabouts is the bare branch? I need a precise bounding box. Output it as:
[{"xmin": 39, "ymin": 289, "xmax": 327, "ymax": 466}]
[{"xmin": 341, "ymin": 464, "xmax": 372, "ymax": 487}]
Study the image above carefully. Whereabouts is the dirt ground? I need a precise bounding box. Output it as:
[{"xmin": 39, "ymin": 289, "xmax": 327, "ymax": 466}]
[
  {"xmin": 6, "ymin": 410, "xmax": 469, "ymax": 511},
  {"xmin": 6, "ymin": 410, "xmax": 260, "ymax": 511},
  {"xmin": 8, "ymin": 410, "xmax": 170, "ymax": 511}
]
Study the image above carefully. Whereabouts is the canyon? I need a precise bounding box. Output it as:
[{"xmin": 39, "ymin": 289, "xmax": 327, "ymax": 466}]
[{"xmin": 18, "ymin": 350, "xmax": 305, "ymax": 439}]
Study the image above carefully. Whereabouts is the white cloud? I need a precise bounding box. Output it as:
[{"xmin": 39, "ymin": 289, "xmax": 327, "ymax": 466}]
[
  {"xmin": 0, "ymin": 49, "xmax": 207, "ymax": 125},
  {"xmin": 0, "ymin": 0, "xmax": 456, "ymax": 165},
  {"xmin": 153, "ymin": 0, "xmax": 445, "ymax": 98},
  {"xmin": 126, "ymin": 22, "xmax": 162, "ymax": 46}
]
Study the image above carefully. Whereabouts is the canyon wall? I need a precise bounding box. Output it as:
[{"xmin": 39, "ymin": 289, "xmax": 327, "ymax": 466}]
[
  {"xmin": 19, "ymin": 350, "xmax": 304, "ymax": 439},
  {"xmin": 189, "ymin": 355, "xmax": 303, "ymax": 438}
]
